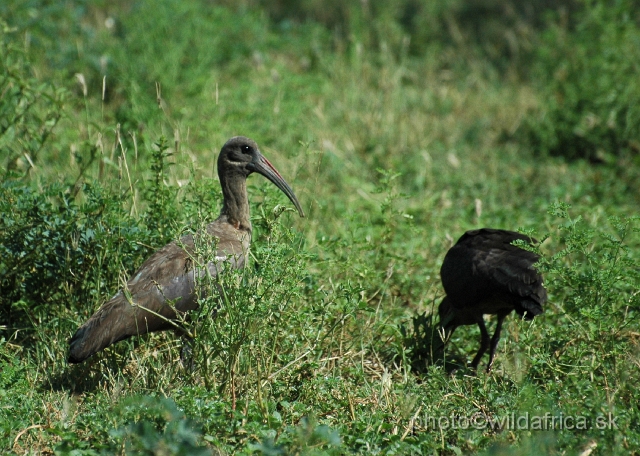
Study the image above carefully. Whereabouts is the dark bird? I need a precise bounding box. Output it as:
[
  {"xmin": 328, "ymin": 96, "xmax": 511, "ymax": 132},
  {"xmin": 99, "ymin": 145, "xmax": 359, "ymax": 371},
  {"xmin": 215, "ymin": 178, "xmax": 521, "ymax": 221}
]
[
  {"xmin": 68, "ymin": 136, "xmax": 304, "ymax": 363},
  {"xmin": 438, "ymin": 228, "xmax": 546, "ymax": 372}
]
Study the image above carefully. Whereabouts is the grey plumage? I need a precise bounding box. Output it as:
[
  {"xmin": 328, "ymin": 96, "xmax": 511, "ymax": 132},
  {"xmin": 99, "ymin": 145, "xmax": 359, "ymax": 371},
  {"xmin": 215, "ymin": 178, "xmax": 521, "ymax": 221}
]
[{"xmin": 68, "ymin": 136, "xmax": 304, "ymax": 364}]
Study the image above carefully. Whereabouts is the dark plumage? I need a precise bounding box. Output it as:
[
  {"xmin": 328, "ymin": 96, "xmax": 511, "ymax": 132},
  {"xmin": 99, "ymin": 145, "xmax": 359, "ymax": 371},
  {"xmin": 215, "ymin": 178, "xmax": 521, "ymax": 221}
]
[
  {"xmin": 68, "ymin": 136, "xmax": 304, "ymax": 363},
  {"xmin": 438, "ymin": 228, "xmax": 546, "ymax": 372}
]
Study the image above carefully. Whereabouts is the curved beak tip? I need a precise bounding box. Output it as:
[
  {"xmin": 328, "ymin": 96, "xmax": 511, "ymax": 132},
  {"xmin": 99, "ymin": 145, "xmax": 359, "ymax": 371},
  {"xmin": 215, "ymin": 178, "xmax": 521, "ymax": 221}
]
[{"xmin": 253, "ymin": 154, "xmax": 305, "ymax": 220}]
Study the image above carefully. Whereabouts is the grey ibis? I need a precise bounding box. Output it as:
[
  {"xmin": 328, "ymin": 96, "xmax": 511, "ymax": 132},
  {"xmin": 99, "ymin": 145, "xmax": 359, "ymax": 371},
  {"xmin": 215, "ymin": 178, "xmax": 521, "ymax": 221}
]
[
  {"xmin": 68, "ymin": 136, "xmax": 304, "ymax": 363},
  {"xmin": 438, "ymin": 228, "xmax": 546, "ymax": 372}
]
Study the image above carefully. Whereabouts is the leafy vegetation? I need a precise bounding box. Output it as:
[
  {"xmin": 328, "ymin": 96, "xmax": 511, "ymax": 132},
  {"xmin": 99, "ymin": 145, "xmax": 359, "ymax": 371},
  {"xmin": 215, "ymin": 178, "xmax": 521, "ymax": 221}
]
[
  {"xmin": 517, "ymin": 0, "xmax": 640, "ymax": 162},
  {"xmin": 1, "ymin": 0, "xmax": 639, "ymax": 454}
]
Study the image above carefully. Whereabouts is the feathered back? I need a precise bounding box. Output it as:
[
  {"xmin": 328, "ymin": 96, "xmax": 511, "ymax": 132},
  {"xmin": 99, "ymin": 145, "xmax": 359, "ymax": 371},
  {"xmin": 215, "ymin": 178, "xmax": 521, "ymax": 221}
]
[
  {"xmin": 68, "ymin": 223, "xmax": 249, "ymax": 363},
  {"xmin": 440, "ymin": 228, "xmax": 546, "ymax": 319}
]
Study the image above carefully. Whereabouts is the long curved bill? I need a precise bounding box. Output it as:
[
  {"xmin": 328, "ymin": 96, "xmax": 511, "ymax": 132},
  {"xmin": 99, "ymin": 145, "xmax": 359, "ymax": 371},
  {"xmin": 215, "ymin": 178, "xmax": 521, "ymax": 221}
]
[{"xmin": 250, "ymin": 153, "xmax": 305, "ymax": 217}]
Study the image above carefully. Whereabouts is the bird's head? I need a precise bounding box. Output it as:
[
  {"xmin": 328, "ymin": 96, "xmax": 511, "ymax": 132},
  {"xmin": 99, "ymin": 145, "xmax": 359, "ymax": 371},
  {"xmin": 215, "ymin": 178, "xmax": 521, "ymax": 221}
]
[
  {"xmin": 218, "ymin": 136, "xmax": 304, "ymax": 217},
  {"xmin": 438, "ymin": 297, "xmax": 458, "ymax": 334}
]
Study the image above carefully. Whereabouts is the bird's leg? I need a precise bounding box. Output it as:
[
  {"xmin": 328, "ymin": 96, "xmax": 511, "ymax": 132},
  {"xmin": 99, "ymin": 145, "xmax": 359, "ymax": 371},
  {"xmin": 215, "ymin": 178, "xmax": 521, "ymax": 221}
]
[
  {"xmin": 486, "ymin": 313, "xmax": 508, "ymax": 373},
  {"xmin": 180, "ymin": 334, "xmax": 195, "ymax": 372},
  {"xmin": 470, "ymin": 317, "xmax": 490, "ymax": 371}
]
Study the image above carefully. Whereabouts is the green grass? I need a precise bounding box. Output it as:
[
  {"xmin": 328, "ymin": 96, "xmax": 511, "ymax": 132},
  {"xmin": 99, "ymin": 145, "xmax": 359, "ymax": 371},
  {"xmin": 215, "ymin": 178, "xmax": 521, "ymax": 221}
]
[{"xmin": 1, "ymin": 1, "xmax": 639, "ymax": 454}]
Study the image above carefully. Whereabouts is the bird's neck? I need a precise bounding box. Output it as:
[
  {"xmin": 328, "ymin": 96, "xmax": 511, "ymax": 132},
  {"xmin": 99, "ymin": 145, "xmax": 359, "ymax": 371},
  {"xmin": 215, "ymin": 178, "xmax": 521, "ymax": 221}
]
[{"xmin": 219, "ymin": 174, "xmax": 252, "ymax": 232}]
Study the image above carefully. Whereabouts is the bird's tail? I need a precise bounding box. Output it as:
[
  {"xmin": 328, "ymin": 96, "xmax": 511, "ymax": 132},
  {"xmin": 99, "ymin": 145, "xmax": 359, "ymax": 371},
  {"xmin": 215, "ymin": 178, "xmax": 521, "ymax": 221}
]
[
  {"xmin": 68, "ymin": 296, "xmax": 137, "ymax": 364},
  {"xmin": 68, "ymin": 322, "xmax": 103, "ymax": 364}
]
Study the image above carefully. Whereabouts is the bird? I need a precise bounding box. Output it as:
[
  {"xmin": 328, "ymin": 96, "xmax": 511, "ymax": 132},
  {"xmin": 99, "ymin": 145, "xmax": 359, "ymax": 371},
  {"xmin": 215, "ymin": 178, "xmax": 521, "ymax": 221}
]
[
  {"xmin": 437, "ymin": 228, "xmax": 546, "ymax": 372},
  {"xmin": 68, "ymin": 136, "xmax": 304, "ymax": 363}
]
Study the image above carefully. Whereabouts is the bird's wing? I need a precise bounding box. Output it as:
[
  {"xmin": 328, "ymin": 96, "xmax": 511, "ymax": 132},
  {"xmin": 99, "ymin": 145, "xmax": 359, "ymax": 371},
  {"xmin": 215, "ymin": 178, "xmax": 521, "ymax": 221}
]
[
  {"xmin": 68, "ymin": 241, "xmax": 196, "ymax": 363},
  {"xmin": 480, "ymin": 248, "xmax": 545, "ymax": 299},
  {"xmin": 68, "ymin": 224, "xmax": 249, "ymax": 363},
  {"xmin": 124, "ymin": 223, "xmax": 249, "ymax": 311},
  {"xmin": 441, "ymin": 229, "xmax": 546, "ymax": 313}
]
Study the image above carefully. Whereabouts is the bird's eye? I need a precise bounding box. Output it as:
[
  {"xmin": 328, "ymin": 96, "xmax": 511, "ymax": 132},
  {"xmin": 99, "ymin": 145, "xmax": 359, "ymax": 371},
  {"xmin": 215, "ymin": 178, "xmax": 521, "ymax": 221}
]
[{"xmin": 241, "ymin": 145, "xmax": 252, "ymax": 154}]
